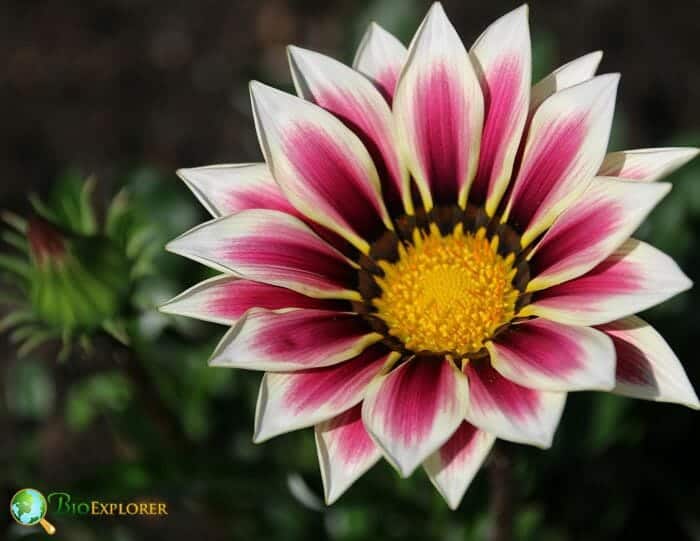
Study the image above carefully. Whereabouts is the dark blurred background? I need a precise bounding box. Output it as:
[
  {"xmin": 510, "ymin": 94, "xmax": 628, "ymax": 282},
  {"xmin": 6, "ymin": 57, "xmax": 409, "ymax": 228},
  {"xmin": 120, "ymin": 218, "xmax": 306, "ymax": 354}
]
[{"xmin": 2, "ymin": 1, "xmax": 700, "ymax": 540}]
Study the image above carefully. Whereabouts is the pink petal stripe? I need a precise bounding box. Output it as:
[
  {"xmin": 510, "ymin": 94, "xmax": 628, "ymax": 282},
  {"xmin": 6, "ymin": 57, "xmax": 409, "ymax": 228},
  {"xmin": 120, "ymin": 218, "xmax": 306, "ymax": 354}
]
[
  {"xmin": 464, "ymin": 360, "xmax": 566, "ymax": 447},
  {"xmin": 506, "ymin": 113, "xmax": 586, "ymax": 230},
  {"xmin": 470, "ymin": 56, "xmax": 528, "ymax": 214},
  {"xmin": 523, "ymin": 239, "xmax": 692, "ymax": 326},
  {"xmin": 411, "ymin": 63, "xmax": 473, "ymax": 206},
  {"xmin": 423, "ymin": 422, "xmax": 495, "ymax": 510},
  {"xmin": 177, "ymin": 163, "xmax": 353, "ymax": 254},
  {"xmin": 160, "ymin": 275, "xmax": 346, "ymax": 325},
  {"xmin": 353, "ymin": 23, "xmax": 407, "ymax": 104},
  {"xmin": 288, "ymin": 46, "xmax": 409, "ymax": 215},
  {"xmin": 466, "ymin": 361, "xmax": 539, "ymax": 420},
  {"xmin": 167, "ymin": 209, "xmax": 359, "ymax": 300},
  {"xmin": 253, "ymin": 345, "xmax": 391, "ymax": 442},
  {"xmin": 527, "ymin": 178, "xmax": 671, "ymax": 291},
  {"xmin": 210, "ymin": 308, "xmax": 382, "ymax": 371},
  {"xmin": 315, "ymin": 404, "xmax": 383, "ymax": 504},
  {"xmin": 487, "ymin": 318, "xmax": 615, "ymax": 392},
  {"xmin": 597, "ymin": 316, "xmax": 699, "ymax": 408},
  {"xmin": 250, "ymin": 82, "xmax": 391, "ymax": 253},
  {"xmin": 393, "ymin": 2, "xmax": 483, "ymax": 210},
  {"xmin": 469, "ymin": 5, "xmax": 531, "ymax": 215},
  {"xmin": 362, "ymin": 357, "xmax": 469, "ymax": 476},
  {"xmin": 372, "ymin": 360, "xmax": 454, "ymax": 444},
  {"xmin": 177, "ymin": 163, "xmax": 298, "ymax": 218},
  {"xmin": 598, "ymin": 147, "xmax": 700, "ymax": 182},
  {"xmin": 505, "ymin": 74, "xmax": 619, "ymax": 246},
  {"xmin": 283, "ymin": 125, "xmax": 390, "ymax": 243}
]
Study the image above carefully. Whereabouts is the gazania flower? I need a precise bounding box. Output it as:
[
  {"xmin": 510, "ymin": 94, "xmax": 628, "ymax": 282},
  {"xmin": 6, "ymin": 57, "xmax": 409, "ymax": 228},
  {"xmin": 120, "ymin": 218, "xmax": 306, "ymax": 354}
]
[{"xmin": 163, "ymin": 3, "xmax": 699, "ymax": 508}]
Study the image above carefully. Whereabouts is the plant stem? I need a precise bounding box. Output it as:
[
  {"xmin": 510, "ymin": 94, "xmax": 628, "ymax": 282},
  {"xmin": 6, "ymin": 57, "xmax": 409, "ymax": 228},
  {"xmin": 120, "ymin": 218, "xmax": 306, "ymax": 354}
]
[{"xmin": 488, "ymin": 444, "xmax": 514, "ymax": 541}]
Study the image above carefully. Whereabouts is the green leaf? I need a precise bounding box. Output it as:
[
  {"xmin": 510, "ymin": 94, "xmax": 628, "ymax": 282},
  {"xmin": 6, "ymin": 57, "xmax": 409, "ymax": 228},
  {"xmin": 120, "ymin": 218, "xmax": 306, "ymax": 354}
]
[
  {"xmin": 102, "ymin": 319, "xmax": 131, "ymax": 345},
  {"xmin": 1, "ymin": 211, "xmax": 27, "ymax": 233},
  {"xmin": 65, "ymin": 372, "xmax": 133, "ymax": 431},
  {"xmin": 2, "ymin": 230, "xmax": 29, "ymax": 253},
  {"xmin": 29, "ymin": 193, "xmax": 59, "ymax": 223},
  {"xmin": 17, "ymin": 329, "xmax": 57, "ymax": 358},
  {"xmin": 10, "ymin": 324, "xmax": 40, "ymax": 344},
  {"xmin": 0, "ymin": 309, "xmax": 36, "ymax": 332},
  {"xmin": 0, "ymin": 253, "xmax": 31, "ymax": 279},
  {"xmin": 5, "ymin": 358, "xmax": 55, "ymax": 419}
]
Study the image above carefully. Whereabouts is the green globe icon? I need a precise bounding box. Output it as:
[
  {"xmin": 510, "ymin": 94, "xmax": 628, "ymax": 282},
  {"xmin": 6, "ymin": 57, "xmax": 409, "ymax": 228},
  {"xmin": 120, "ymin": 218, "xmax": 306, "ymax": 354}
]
[{"xmin": 10, "ymin": 488, "xmax": 55, "ymax": 535}]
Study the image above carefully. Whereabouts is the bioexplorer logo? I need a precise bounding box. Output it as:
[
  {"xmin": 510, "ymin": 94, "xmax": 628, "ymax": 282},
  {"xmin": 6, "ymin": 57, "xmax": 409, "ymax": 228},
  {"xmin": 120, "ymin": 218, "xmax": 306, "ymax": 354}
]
[
  {"xmin": 10, "ymin": 488, "xmax": 56, "ymax": 535},
  {"xmin": 48, "ymin": 492, "xmax": 168, "ymax": 517},
  {"xmin": 10, "ymin": 489, "xmax": 168, "ymax": 534}
]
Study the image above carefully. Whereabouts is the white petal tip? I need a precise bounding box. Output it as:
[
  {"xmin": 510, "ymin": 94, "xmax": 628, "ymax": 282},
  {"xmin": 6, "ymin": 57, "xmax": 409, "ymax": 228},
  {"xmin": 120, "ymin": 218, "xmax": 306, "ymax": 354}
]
[
  {"xmin": 249, "ymin": 80, "xmax": 277, "ymax": 104},
  {"xmin": 424, "ymin": 2, "xmax": 449, "ymax": 22},
  {"xmin": 446, "ymin": 499, "xmax": 460, "ymax": 511},
  {"xmin": 251, "ymin": 433, "xmax": 267, "ymax": 445},
  {"xmin": 513, "ymin": 4, "xmax": 529, "ymax": 16},
  {"xmin": 381, "ymin": 451, "xmax": 419, "ymax": 478},
  {"xmin": 591, "ymin": 50, "xmax": 604, "ymax": 61},
  {"xmin": 324, "ymin": 488, "xmax": 344, "ymax": 506},
  {"xmin": 207, "ymin": 353, "xmax": 227, "ymax": 367},
  {"xmin": 680, "ymin": 275, "xmax": 694, "ymax": 292},
  {"xmin": 568, "ymin": 72, "xmax": 618, "ymax": 96},
  {"xmin": 252, "ymin": 429, "xmax": 276, "ymax": 444},
  {"xmin": 156, "ymin": 300, "xmax": 178, "ymax": 315},
  {"xmin": 671, "ymin": 385, "xmax": 700, "ymax": 410},
  {"xmin": 533, "ymin": 437, "xmax": 553, "ymax": 450},
  {"xmin": 286, "ymin": 44, "xmax": 305, "ymax": 61},
  {"xmin": 685, "ymin": 397, "xmax": 700, "ymax": 410},
  {"xmin": 164, "ymin": 239, "xmax": 182, "ymax": 254},
  {"xmin": 253, "ymin": 405, "xmax": 288, "ymax": 444},
  {"xmin": 175, "ymin": 167, "xmax": 198, "ymax": 180},
  {"xmin": 594, "ymin": 72, "xmax": 620, "ymax": 90},
  {"xmin": 396, "ymin": 464, "xmax": 417, "ymax": 478}
]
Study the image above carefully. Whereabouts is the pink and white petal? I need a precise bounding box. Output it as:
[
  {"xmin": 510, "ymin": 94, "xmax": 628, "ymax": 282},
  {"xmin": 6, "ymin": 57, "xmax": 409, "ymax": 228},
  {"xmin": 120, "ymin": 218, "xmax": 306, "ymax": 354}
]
[
  {"xmin": 423, "ymin": 422, "xmax": 495, "ymax": 510},
  {"xmin": 159, "ymin": 275, "xmax": 345, "ymax": 325},
  {"xmin": 210, "ymin": 308, "xmax": 382, "ymax": 371},
  {"xmin": 253, "ymin": 346, "xmax": 393, "ymax": 442},
  {"xmin": 522, "ymin": 239, "xmax": 693, "ymax": 326},
  {"xmin": 469, "ymin": 5, "xmax": 531, "ymax": 215},
  {"xmin": 527, "ymin": 178, "xmax": 671, "ymax": 291},
  {"xmin": 250, "ymin": 81, "xmax": 392, "ymax": 254},
  {"xmin": 288, "ymin": 46, "xmax": 410, "ymax": 214},
  {"xmin": 597, "ymin": 316, "xmax": 699, "ymax": 409},
  {"xmin": 529, "ymin": 51, "xmax": 603, "ymax": 112},
  {"xmin": 486, "ymin": 319, "xmax": 615, "ymax": 392},
  {"xmin": 463, "ymin": 361, "xmax": 566, "ymax": 448},
  {"xmin": 352, "ymin": 22, "xmax": 408, "ymax": 104},
  {"xmin": 362, "ymin": 357, "xmax": 469, "ymax": 477},
  {"xmin": 315, "ymin": 405, "xmax": 383, "ymax": 504},
  {"xmin": 166, "ymin": 209, "xmax": 359, "ymax": 300},
  {"xmin": 176, "ymin": 163, "xmax": 298, "ymax": 218},
  {"xmin": 504, "ymin": 74, "xmax": 619, "ymax": 246},
  {"xmin": 598, "ymin": 147, "xmax": 700, "ymax": 182},
  {"xmin": 393, "ymin": 2, "xmax": 484, "ymax": 209}
]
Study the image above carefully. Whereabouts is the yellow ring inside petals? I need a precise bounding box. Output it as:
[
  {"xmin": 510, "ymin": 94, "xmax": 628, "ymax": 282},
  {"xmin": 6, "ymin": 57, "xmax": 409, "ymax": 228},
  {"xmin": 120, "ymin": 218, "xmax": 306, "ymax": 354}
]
[{"xmin": 373, "ymin": 224, "xmax": 518, "ymax": 356}]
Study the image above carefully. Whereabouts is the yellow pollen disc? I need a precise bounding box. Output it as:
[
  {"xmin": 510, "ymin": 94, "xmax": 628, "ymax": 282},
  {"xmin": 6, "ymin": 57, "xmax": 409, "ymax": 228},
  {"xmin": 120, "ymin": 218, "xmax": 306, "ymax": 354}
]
[{"xmin": 373, "ymin": 224, "xmax": 519, "ymax": 356}]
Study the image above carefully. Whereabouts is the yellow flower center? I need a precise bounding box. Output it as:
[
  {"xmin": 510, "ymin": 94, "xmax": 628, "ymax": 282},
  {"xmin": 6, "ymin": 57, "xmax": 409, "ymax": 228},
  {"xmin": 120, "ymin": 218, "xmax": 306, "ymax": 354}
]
[{"xmin": 373, "ymin": 224, "xmax": 519, "ymax": 356}]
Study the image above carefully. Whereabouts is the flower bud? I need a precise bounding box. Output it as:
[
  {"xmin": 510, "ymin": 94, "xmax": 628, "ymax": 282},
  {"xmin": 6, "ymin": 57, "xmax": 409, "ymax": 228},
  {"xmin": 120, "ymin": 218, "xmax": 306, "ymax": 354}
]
[{"xmin": 27, "ymin": 217, "xmax": 130, "ymax": 331}]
